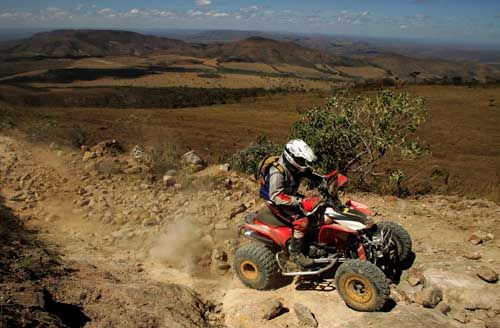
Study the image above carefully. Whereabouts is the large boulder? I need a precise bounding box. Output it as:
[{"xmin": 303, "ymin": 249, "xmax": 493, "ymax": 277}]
[
  {"xmin": 423, "ymin": 268, "xmax": 500, "ymax": 311},
  {"xmin": 181, "ymin": 150, "xmax": 206, "ymax": 172}
]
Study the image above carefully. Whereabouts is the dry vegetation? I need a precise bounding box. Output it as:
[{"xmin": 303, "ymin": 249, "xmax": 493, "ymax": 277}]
[
  {"xmin": 1, "ymin": 84, "xmax": 499, "ymax": 201},
  {"xmin": 336, "ymin": 66, "xmax": 387, "ymax": 79},
  {"xmin": 28, "ymin": 72, "xmax": 335, "ymax": 90},
  {"xmin": 218, "ymin": 62, "xmax": 279, "ymax": 74}
]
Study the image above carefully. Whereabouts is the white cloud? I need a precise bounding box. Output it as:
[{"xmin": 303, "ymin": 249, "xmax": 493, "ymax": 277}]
[
  {"xmin": 195, "ymin": 0, "xmax": 212, "ymax": 5},
  {"xmin": 211, "ymin": 12, "xmax": 229, "ymax": 17},
  {"xmin": 98, "ymin": 8, "xmax": 113, "ymax": 14},
  {"xmin": 43, "ymin": 7, "xmax": 70, "ymax": 20},
  {"xmin": 189, "ymin": 10, "xmax": 204, "ymax": 17},
  {"xmin": 336, "ymin": 10, "xmax": 370, "ymax": 25}
]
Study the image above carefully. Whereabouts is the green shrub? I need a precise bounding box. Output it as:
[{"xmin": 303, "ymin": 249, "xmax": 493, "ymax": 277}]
[
  {"xmin": 231, "ymin": 136, "xmax": 282, "ymax": 175},
  {"xmin": 290, "ymin": 90, "xmax": 427, "ymax": 180}
]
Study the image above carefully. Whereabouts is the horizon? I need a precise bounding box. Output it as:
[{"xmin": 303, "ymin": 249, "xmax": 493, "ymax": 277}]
[
  {"xmin": 1, "ymin": 27, "xmax": 500, "ymax": 53},
  {"xmin": 0, "ymin": 0, "xmax": 499, "ymax": 48}
]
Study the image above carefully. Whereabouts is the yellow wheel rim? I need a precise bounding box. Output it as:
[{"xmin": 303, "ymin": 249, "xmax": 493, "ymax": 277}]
[
  {"xmin": 343, "ymin": 274, "xmax": 374, "ymax": 305},
  {"xmin": 240, "ymin": 260, "xmax": 260, "ymax": 281}
]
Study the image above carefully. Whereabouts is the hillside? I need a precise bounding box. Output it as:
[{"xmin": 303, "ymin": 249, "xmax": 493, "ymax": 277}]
[
  {"xmin": 2, "ymin": 29, "xmax": 500, "ymax": 83},
  {"xmin": 1, "ymin": 29, "xmax": 193, "ymax": 58},
  {"xmin": 1, "ymin": 133, "xmax": 499, "ymax": 327},
  {"xmin": 1, "ymin": 30, "xmax": 351, "ymax": 66},
  {"xmin": 203, "ymin": 36, "xmax": 361, "ymax": 67},
  {"xmin": 360, "ymin": 52, "xmax": 497, "ymax": 83}
]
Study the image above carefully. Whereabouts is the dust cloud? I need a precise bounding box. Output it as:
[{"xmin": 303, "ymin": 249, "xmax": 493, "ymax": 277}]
[{"xmin": 149, "ymin": 217, "xmax": 213, "ymax": 273}]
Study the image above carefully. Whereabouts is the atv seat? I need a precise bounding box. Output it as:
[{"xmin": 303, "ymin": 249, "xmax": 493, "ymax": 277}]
[{"xmin": 252, "ymin": 204, "xmax": 299, "ymax": 228}]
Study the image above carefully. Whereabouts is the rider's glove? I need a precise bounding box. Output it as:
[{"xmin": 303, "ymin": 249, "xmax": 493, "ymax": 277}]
[
  {"xmin": 318, "ymin": 179, "xmax": 328, "ymax": 192},
  {"xmin": 290, "ymin": 196, "xmax": 303, "ymax": 207}
]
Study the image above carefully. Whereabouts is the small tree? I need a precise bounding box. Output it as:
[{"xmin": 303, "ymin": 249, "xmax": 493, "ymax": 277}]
[
  {"xmin": 290, "ymin": 90, "xmax": 427, "ymax": 180},
  {"xmin": 409, "ymin": 71, "xmax": 421, "ymax": 84}
]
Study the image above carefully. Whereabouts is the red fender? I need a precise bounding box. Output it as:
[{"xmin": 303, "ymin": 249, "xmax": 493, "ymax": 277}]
[
  {"xmin": 325, "ymin": 170, "xmax": 348, "ymax": 188},
  {"xmin": 302, "ymin": 197, "xmax": 322, "ymax": 213},
  {"xmin": 243, "ymin": 221, "xmax": 292, "ymax": 250},
  {"xmin": 318, "ymin": 224, "xmax": 366, "ymax": 259},
  {"xmin": 346, "ymin": 200, "xmax": 373, "ymax": 216}
]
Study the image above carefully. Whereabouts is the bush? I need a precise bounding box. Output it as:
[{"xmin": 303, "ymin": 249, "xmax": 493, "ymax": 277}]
[
  {"xmin": 290, "ymin": 90, "xmax": 427, "ymax": 180},
  {"xmin": 0, "ymin": 102, "xmax": 16, "ymax": 131},
  {"xmin": 231, "ymin": 136, "xmax": 282, "ymax": 175},
  {"xmin": 148, "ymin": 143, "xmax": 179, "ymax": 176},
  {"xmin": 68, "ymin": 124, "xmax": 88, "ymax": 148}
]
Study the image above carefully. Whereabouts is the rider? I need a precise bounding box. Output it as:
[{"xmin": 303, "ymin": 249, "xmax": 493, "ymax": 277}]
[{"xmin": 260, "ymin": 139, "xmax": 323, "ymax": 268}]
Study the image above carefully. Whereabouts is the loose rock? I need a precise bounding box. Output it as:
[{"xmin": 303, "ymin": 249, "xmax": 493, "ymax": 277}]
[
  {"xmin": 414, "ymin": 287, "xmax": 443, "ymax": 308},
  {"xmin": 294, "ymin": 303, "xmax": 318, "ymax": 328},
  {"xmin": 477, "ymin": 267, "xmax": 499, "ymax": 284},
  {"xmin": 261, "ymin": 298, "xmax": 284, "ymax": 320},
  {"xmin": 162, "ymin": 175, "xmax": 176, "ymax": 187},
  {"xmin": 219, "ymin": 163, "xmax": 231, "ymax": 172},
  {"xmin": 181, "ymin": 150, "xmax": 206, "ymax": 172},
  {"xmin": 436, "ymin": 302, "xmax": 451, "ymax": 315},
  {"xmin": 467, "ymin": 232, "xmax": 483, "ymax": 245},
  {"xmin": 463, "ymin": 252, "xmax": 482, "ymax": 260},
  {"xmin": 407, "ymin": 267, "xmax": 425, "ymax": 286},
  {"xmin": 229, "ymin": 204, "xmax": 247, "ymax": 219}
]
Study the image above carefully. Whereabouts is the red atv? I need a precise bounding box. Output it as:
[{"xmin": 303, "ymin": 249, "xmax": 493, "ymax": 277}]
[{"xmin": 233, "ymin": 170, "xmax": 412, "ymax": 312}]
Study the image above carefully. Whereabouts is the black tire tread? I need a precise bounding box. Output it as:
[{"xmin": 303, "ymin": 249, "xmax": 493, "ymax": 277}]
[
  {"xmin": 377, "ymin": 221, "xmax": 412, "ymax": 262},
  {"xmin": 233, "ymin": 242, "xmax": 281, "ymax": 290},
  {"xmin": 335, "ymin": 260, "xmax": 390, "ymax": 312}
]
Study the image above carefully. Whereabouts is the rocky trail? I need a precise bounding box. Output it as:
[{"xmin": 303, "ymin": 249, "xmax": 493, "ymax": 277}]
[{"xmin": 1, "ymin": 135, "xmax": 500, "ymax": 328}]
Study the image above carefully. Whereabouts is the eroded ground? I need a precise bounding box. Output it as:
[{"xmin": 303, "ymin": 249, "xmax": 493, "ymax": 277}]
[{"xmin": 1, "ymin": 135, "xmax": 499, "ymax": 327}]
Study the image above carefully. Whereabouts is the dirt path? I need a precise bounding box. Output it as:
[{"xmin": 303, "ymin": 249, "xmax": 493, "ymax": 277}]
[{"xmin": 1, "ymin": 135, "xmax": 500, "ymax": 327}]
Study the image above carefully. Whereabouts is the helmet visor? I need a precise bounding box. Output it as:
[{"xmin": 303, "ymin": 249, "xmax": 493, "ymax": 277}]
[{"xmin": 294, "ymin": 157, "xmax": 307, "ymax": 167}]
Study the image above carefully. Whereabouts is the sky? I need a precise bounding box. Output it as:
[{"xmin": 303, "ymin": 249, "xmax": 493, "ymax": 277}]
[{"xmin": 0, "ymin": 0, "xmax": 499, "ymax": 46}]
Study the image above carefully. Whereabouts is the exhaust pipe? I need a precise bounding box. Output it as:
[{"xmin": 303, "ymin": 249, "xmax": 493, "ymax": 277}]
[
  {"xmin": 242, "ymin": 230, "xmax": 276, "ymax": 247},
  {"xmin": 276, "ymin": 254, "xmax": 338, "ymax": 276}
]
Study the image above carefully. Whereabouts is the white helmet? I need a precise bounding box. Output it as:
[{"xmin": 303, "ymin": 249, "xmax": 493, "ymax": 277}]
[{"xmin": 283, "ymin": 139, "xmax": 317, "ymax": 172}]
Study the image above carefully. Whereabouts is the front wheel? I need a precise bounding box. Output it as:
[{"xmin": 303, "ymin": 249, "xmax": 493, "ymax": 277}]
[
  {"xmin": 335, "ymin": 260, "xmax": 390, "ymax": 311},
  {"xmin": 233, "ymin": 242, "xmax": 283, "ymax": 290},
  {"xmin": 375, "ymin": 221, "xmax": 412, "ymax": 263}
]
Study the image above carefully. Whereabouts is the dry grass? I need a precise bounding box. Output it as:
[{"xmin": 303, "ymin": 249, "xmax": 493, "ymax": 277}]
[
  {"xmin": 273, "ymin": 64, "xmax": 329, "ymax": 78},
  {"xmin": 69, "ymin": 58, "xmax": 129, "ymax": 69},
  {"xmin": 382, "ymin": 85, "xmax": 500, "ymax": 201},
  {"xmin": 336, "ymin": 66, "xmax": 387, "ymax": 79},
  {"xmin": 29, "ymin": 72, "xmax": 334, "ymax": 90},
  {"xmin": 5, "ymin": 92, "xmax": 327, "ymax": 157},
  {"xmin": 3, "ymin": 84, "xmax": 499, "ymax": 201},
  {"xmin": 219, "ymin": 62, "xmax": 278, "ymax": 74}
]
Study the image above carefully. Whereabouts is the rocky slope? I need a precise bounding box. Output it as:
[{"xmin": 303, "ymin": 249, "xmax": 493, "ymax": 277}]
[{"xmin": 1, "ymin": 135, "xmax": 499, "ymax": 327}]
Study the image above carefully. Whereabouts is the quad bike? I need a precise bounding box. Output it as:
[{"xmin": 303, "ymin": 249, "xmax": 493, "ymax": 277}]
[{"xmin": 233, "ymin": 170, "xmax": 412, "ymax": 312}]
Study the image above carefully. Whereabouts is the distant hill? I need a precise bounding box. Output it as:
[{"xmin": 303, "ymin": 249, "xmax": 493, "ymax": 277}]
[
  {"xmin": 203, "ymin": 36, "xmax": 361, "ymax": 67},
  {"xmin": 1, "ymin": 29, "xmax": 499, "ymax": 83},
  {"xmin": 1, "ymin": 29, "xmax": 193, "ymax": 58},
  {"xmin": 359, "ymin": 52, "xmax": 497, "ymax": 83},
  {"xmin": 1, "ymin": 29, "xmax": 361, "ymax": 67}
]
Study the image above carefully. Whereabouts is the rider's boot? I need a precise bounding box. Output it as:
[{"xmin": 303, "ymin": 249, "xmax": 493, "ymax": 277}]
[{"xmin": 288, "ymin": 237, "xmax": 314, "ymax": 268}]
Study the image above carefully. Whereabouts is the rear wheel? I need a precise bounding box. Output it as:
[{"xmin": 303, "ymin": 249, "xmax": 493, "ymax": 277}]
[
  {"xmin": 233, "ymin": 242, "xmax": 283, "ymax": 290},
  {"xmin": 376, "ymin": 221, "xmax": 412, "ymax": 262},
  {"xmin": 335, "ymin": 260, "xmax": 390, "ymax": 311}
]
